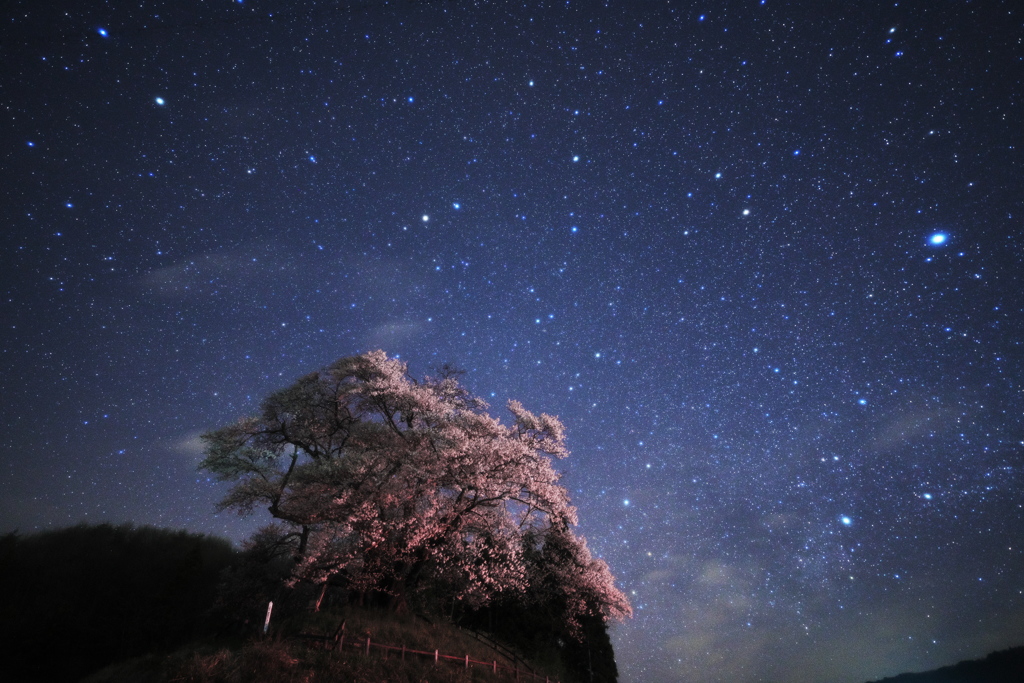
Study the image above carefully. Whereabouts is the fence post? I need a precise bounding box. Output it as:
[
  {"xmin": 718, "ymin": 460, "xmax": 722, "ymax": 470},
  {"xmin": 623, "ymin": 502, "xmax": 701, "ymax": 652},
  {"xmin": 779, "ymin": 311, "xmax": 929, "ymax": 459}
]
[
  {"xmin": 366, "ymin": 636, "xmax": 371, "ymax": 656},
  {"xmin": 333, "ymin": 620, "xmax": 345, "ymax": 651},
  {"xmin": 263, "ymin": 601, "xmax": 274, "ymax": 635},
  {"xmin": 465, "ymin": 654, "xmax": 469, "ymax": 668},
  {"xmin": 493, "ymin": 660, "xmax": 497, "ymax": 673},
  {"xmin": 435, "ymin": 649, "xmax": 439, "ymax": 664}
]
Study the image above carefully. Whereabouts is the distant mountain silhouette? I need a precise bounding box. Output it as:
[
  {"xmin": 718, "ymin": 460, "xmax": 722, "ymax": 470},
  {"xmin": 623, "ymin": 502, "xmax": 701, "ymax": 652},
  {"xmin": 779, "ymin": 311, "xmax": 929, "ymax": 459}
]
[{"xmin": 866, "ymin": 646, "xmax": 1024, "ymax": 683}]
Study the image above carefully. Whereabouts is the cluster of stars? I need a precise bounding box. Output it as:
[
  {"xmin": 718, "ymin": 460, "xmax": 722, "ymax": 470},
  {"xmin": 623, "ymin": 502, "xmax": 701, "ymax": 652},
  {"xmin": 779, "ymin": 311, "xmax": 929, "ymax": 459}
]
[{"xmin": 2, "ymin": 2, "xmax": 1021, "ymax": 683}]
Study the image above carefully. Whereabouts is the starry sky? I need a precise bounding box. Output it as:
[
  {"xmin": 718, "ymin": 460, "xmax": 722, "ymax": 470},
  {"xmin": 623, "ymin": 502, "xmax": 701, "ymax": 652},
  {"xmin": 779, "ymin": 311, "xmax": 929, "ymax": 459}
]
[{"xmin": 2, "ymin": 1, "xmax": 1022, "ymax": 681}]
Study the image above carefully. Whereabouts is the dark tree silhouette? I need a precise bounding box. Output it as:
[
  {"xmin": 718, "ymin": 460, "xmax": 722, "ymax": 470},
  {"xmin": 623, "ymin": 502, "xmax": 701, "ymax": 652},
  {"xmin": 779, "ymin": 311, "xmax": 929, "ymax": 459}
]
[{"xmin": 0, "ymin": 524, "xmax": 235, "ymax": 682}]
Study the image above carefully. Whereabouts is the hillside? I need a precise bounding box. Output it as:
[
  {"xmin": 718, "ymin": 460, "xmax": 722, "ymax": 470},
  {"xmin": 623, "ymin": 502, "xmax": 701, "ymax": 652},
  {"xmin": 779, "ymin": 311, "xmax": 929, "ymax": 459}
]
[
  {"xmin": 0, "ymin": 524, "xmax": 602, "ymax": 682},
  {"xmin": 0, "ymin": 524, "xmax": 235, "ymax": 682},
  {"xmin": 86, "ymin": 605, "xmax": 568, "ymax": 683},
  {"xmin": 866, "ymin": 646, "xmax": 1024, "ymax": 683}
]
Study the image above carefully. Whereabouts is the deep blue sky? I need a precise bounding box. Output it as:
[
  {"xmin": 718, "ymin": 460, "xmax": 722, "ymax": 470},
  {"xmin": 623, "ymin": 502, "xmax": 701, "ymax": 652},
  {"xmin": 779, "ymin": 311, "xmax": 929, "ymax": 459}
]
[{"xmin": 2, "ymin": 2, "xmax": 1022, "ymax": 682}]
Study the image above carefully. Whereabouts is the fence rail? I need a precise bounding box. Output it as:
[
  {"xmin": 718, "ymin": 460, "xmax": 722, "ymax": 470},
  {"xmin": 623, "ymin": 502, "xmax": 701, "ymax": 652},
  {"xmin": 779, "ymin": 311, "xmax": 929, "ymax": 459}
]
[
  {"xmin": 459, "ymin": 625, "xmax": 536, "ymax": 676},
  {"xmin": 295, "ymin": 625, "xmax": 559, "ymax": 682}
]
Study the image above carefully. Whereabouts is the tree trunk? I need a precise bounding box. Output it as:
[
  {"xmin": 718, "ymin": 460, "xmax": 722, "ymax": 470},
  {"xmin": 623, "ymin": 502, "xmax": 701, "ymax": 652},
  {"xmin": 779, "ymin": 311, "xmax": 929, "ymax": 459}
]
[{"xmin": 386, "ymin": 553, "xmax": 428, "ymax": 613}]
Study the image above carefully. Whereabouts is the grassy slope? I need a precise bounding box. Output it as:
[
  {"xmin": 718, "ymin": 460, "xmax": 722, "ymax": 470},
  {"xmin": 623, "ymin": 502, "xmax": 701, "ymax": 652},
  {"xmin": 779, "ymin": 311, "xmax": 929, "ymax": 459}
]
[{"xmin": 85, "ymin": 605, "xmax": 570, "ymax": 683}]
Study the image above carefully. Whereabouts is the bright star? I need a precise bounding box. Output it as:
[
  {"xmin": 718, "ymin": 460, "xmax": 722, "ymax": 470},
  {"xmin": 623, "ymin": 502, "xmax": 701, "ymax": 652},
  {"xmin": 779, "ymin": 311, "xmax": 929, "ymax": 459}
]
[
  {"xmin": 97, "ymin": 28, "xmax": 109, "ymax": 38},
  {"xmin": 422, "ymin": 214, "xmax": 429, "ymax": 222},
  {"xmin": 929, "ymin": 232, "xmax": 948, "ymax": 245},
  {"xmin": 452, "ymin": 202, "xmax": 460, "ymax": 209},
  {"xmin": 841, "ymin": 516, "xmax": 853, "ymax": 526},
  {"xmin": 154, "ymin": 97, "xmax": 165, "ymax": 105}
]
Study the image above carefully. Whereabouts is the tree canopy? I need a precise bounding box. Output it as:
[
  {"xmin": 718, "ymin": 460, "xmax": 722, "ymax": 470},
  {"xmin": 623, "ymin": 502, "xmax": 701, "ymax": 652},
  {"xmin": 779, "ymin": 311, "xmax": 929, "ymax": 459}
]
[{"xmin": 201, "ymin": 350, "xmax": 630, "ymax": 631}]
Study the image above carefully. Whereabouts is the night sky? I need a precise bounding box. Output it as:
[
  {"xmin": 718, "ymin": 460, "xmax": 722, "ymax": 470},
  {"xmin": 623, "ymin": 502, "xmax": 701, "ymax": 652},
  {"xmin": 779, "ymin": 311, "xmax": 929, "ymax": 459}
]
[{"xmin": 2, "ymin": 1, "xmax": 1022, "ymax": 682}]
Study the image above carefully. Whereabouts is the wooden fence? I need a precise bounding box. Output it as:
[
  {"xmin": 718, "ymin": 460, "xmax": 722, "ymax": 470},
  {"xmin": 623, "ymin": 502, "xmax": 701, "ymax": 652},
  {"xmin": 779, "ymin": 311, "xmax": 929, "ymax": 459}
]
[
  {"xmin": 295, "ymin": 623, "xmax": 560, "ymax": 682},
  {"xmin": 459, "ymin": 626, "xmax": 533, "ymax": 675}
]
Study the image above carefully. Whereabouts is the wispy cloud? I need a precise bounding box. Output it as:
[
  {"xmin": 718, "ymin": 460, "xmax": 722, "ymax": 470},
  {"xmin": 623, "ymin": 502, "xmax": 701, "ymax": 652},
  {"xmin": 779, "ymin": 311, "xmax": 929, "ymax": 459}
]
[
  {"xmin": 140, "ymin": 244, "xmax": 292, "ymax": 298},
  {"xmin": 171, "ymin": 429, "xmax": 209, "ymax": 464},
  {"xmin": 363, "ymin": 320, "xmax": 424, "ymax": 349}
]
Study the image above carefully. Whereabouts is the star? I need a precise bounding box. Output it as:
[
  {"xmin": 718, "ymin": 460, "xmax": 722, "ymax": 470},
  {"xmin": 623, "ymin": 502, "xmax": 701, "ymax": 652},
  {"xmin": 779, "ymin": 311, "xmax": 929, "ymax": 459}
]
[{"xmin": 3, "ymin": 4, "xmax": 1020, "ymax": 683}]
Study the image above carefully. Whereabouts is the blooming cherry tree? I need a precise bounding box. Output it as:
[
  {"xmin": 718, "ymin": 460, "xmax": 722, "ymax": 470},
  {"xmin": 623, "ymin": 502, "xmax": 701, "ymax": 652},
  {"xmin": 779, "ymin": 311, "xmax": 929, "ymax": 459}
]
[{"xmin": 201, "ymin": 350, "xmax": 629, "ymax": 624}]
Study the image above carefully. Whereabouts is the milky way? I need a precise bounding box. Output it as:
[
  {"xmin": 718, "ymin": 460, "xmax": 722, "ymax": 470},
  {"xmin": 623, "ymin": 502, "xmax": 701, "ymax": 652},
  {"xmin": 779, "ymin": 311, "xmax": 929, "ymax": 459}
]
[{"xmin": 2, "ymin": 2, "xmax": 1022, "ymax": 682}]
